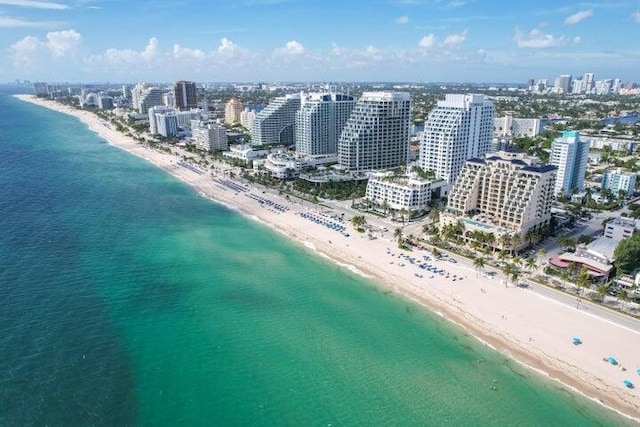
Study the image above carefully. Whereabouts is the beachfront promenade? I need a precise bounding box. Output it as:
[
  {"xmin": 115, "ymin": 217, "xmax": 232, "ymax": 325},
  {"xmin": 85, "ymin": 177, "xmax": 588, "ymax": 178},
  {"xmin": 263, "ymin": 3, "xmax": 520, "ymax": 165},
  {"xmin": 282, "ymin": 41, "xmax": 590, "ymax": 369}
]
[{"xmin": 15, "ymin": 94, "xmax": 640, "ymax": 421}]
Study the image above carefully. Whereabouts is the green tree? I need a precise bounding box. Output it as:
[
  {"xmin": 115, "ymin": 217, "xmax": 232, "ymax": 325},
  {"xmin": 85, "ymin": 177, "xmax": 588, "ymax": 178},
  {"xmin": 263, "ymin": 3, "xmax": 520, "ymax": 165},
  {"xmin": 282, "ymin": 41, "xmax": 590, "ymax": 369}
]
[
  {"xmin": 350, "ymin": 215, "xmax": 367, "ymax": 231},
  {"xmin": 525, "ymin": 257, "xmax": 537, "ymax": 271},
  {"xmin": 596, "ymin": 284, "xmax": 609, "ymax": 302},
  {"xmin": 575, "ymin": 267, "xmax": 591, "ymax": 296},
  {"xmin": 613, "ymin": 233, "xmax": 640, "ymax": 275},
  {"xmin": 473, "ymin": 257, "xmax": 485, "ymax": 277},
  {"xmin": 617, "ymin": 289, "xmax": 630, "ymax": 309},
  {"xmin": 394, "ymin": 227, "xmax": 404, "ymax": 245}
]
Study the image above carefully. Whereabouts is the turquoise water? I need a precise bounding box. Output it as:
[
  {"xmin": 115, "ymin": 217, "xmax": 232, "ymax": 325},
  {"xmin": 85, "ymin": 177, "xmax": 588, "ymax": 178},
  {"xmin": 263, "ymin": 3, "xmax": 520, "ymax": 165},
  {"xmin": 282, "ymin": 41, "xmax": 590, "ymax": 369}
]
[{"xmin": 0, "ymin": 90, "xmax": 633, "ymax": 426}]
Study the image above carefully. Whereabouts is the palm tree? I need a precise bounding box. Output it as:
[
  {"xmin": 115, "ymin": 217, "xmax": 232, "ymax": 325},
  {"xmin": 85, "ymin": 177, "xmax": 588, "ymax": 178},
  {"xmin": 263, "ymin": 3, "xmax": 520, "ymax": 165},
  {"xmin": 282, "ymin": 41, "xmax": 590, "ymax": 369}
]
[
  {"xmin": 525, "ymin": 257, "xmax": 536, "ymax": 271},
  {"xmin": 618, "ymin": 289, "xmax": 630, "ymax": 309},
  {"xmin": 596, "ymin": 284, "xmax": 609, "ymax": 302},
  {"xmin": 394, "ymin": 227, "xmax": 404, "ymax": 245},
  {"xmin": 499, "ymin": 233, "xmax": 511, "ymax": 251},
  {"xmin": 351, "ymin": 215, "xmax": 366, "ymax": 231},
  {"xmin": 473, "ymin": 257, "xmax": 485, "ymax": 277},
  {"xmin": 512, "ymin": 256, "xmax": 523, "ymax": 267},
  {"xmin": 502, "ymin": 264, "xmax": 515, "ymax": 287},
  {"xmin": 510, "ymin": 269, "xmax": 521, "ymax": 287},
  {"xmin": 575, "ymin": 267, "xmax": 591, "ymax": 296}
]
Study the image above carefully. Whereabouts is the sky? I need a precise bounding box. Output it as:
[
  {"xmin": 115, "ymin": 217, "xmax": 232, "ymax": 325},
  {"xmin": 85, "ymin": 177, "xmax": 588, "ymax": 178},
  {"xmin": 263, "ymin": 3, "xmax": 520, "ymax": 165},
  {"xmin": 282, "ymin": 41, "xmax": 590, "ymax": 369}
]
[{"xmin": 2, "ymin": 0, "xmax": 640, "ymax": 84}]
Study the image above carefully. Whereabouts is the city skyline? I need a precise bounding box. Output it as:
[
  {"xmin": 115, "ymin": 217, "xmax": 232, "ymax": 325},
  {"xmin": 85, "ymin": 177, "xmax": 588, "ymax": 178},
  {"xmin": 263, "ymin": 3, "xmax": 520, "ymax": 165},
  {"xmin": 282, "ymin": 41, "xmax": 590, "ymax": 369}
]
[{"xmin": 2, "ymin": 1, "xmax": 640, "ymax": 83}]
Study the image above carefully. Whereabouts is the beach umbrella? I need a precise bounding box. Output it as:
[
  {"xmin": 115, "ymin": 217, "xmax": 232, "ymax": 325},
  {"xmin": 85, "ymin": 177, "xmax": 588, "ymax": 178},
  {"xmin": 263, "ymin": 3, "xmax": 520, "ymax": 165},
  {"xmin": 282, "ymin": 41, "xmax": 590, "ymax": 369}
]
[
  {"xmin": 636, "ymin": 368, "xmax": 640, "ymax": 375},
  {"xmin": 607, "ymin": 357, "xmax": 618, "ymax": 365},
  {"xmin": 572, "ymin": 337, "xmax": 582, "ymax": 345},
  {"xmin": 623, "ymin": 380, "xmax": 634, "ymax": 389}
]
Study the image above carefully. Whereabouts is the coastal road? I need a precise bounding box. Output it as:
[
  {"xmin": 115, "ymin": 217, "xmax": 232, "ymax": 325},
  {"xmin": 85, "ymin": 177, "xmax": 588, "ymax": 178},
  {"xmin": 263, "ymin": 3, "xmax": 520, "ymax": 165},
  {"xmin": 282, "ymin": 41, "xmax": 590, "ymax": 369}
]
[{"xmin": 522, "ymin": 281, "xmax": 640, "ymax": 334}]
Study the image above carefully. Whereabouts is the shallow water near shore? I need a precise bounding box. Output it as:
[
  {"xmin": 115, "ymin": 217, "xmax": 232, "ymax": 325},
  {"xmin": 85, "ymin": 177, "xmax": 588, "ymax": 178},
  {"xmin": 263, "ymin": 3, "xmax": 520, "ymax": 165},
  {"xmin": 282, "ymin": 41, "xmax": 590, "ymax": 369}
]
[{"xmin": 0, "ymin": 90, "xmax": 633, "ymax": 426}]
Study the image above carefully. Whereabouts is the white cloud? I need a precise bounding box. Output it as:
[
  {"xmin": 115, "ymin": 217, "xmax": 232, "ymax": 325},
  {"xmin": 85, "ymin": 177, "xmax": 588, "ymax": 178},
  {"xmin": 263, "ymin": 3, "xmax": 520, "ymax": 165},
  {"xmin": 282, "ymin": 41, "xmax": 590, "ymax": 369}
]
[
  {"xmin": 172, "ymin": 44, "xmax": 205, "ymax": 60},
  {"xmin": 513, "ymin": 28, "xmax": 566, "ymax": 48},
  {"xmin": 564, "ymin": 9, "xmax": 593, "ymax": 25},
  {"xmin": 0, "ymin": 16, "xmax": 63, "ymax": 27},
  {"xmin": 218, "ymin": 37, "xmax": 239, "ymax": 54},
  {"xmin": 418, "ymin": 34, "xmax": 436, "ymax": 49},
  {"xmin": 274, "ymin": 40, "xmax": 304, "ymax": 55},
  {"xmin": 443, "ymin": 29, "xmax": 467, "ymax": 46},
  {"xmin": 631, "ymin": 11, "xmax": 640, "ymax": 23},
  {"xmin": 46, "ymin": 29, "xmax": 81, "ymax": 56},
  {"xmin": 395, "ymin": 15, "xmax": 409, "ymax": 24},
  {"xmin": 141, "ymin": 37, "xmax": 159, "ymax": 59},
  {"xmin": 0, "ymin": 0, "xmax": 69, "ymax": 9}
]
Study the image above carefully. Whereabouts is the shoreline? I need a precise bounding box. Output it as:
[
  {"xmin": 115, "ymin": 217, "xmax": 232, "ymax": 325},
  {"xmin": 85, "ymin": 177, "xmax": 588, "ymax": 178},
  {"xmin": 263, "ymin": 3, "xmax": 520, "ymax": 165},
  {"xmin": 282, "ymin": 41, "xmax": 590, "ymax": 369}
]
[{"xmin": 14, "ymin": 94, "xmax": 640, "ymax": 422}]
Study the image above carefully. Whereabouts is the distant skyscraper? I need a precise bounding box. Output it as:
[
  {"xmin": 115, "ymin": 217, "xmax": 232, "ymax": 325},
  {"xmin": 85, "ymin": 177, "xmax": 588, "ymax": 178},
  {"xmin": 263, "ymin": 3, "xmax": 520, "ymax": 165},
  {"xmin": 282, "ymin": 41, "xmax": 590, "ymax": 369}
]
[
  {"xmin": 225, "ymin": 98, "xmax": 244, "ymax": 124},
  {"xmin": 138, "ymin": 87, "xmax": 163, "ymax": 114},
  {"xmin": 582, "ymin": 73, "xmax": 595, "ymax": 93},
  {"xmin": 174, "ymin": 80, "xmax": 197, "ymax": 111},
  {"xmin": 295, "ymin": 92, "xmax": 356, "ymax": 156},
  {"xmin": 554, "ymin": 74, "xmax": 572, "ymax": 94},
  {"xmin": 549, "ymin": 131, "xmax": 589, "ymax": 197},
  {"xmin": 338, "ymin": 91, "xmax": 411, "ymax": 172},
  {"xmin": 419, "ymin": 94, "xmax": 495, "ymax": 187},
  {"xmin": 251, "ymin": 94, "xmax": 301, "ymax": 146}
]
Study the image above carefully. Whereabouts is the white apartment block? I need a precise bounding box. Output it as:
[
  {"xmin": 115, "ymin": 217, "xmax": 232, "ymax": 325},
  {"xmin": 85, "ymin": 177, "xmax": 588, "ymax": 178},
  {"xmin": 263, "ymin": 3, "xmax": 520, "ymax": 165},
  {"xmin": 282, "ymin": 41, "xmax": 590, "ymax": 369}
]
[
  {"xmin": 192, "ymin": 121, "xmax": 228, "ymax": 152},
  {"xmin": 602, "ymin": 168, "xmax": 637, "ymax": 196},
  {"xmin": 148, "ymin": 106, "xmax": 174, "ymax": 135},
  {"xmin": 549, "ymin": 131, "xmax": 589, "ymax": 197},
  {"xmin": 338, "ymin": 91, "xmax": 411, "ymax": 172},
  {"xmin": 155, "ymin": 113, "xmax": 179, "ymax": 138},
  {"xmin": 420, "ymin": 94, "xmax": 495, "ymax": 187},
  {"xmin": 446, "ymin": 151, "xmax": 556, "ymax": 244},
  {"xmin": 494, "ymin": 114, "xmax": 541, "ymax": 138},
  {"xmin": 240, "ymin": 109, "xmax": 256, "ymax": 131},
  {"xmin": 365, "ymin": 172, "xmax": 446, "ymax": 211},
  {"xmin": 295, "ymin": 92, "xmax": 356, "ymax": 156},
  {"xmin": 251, "ymin": 94, "xmax": 301, "ymax": 146}
]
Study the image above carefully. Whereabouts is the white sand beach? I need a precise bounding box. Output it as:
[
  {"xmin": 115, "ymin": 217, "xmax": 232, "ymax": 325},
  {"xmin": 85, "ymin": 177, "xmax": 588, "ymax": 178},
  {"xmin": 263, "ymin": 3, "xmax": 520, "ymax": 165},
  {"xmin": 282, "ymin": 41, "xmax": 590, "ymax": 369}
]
[{"xmin": 15, "ymin": 94, "xmax": 640, "ymax": 421}]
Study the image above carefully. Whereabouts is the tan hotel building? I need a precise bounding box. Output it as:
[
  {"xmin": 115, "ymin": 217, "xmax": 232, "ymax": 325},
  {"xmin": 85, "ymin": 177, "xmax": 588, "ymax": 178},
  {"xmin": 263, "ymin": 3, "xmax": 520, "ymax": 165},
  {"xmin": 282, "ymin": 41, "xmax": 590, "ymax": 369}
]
[{"xmin": 443, "ymin": 151, "xmax": 557, "ymax": 251}]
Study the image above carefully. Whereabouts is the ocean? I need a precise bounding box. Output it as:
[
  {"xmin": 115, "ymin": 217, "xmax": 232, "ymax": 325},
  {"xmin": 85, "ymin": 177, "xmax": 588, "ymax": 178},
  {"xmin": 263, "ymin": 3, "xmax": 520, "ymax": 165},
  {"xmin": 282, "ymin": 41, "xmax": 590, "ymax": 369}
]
[{"xmin": 0, "ymin": 88, "xmax": 631, "ymax": 426}]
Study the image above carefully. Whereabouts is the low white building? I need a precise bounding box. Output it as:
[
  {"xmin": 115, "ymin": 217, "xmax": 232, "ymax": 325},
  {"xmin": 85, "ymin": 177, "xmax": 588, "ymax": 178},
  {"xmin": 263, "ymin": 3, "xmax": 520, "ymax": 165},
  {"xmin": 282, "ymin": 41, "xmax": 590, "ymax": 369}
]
[
  {"xmin": 365, "ymin": 171, "xmax": 446, "ymax": 212},
  {"xmin": 583, "ymin": 136, "xmax": 637, "ymax": 154},
  {"xmin": 601, "ymin": 168, "xmax": 637, "ymax": 196},
  {"xmin": 494, "ymin": 114, "xmax": 541, "ymax": 138},
  {"xmin": 257, "ymin": 152, "xmax": 338, "ymax": 179},
  {"xmin": 222, "ymin": 144, "xmax": 270, "ymax": 164}
]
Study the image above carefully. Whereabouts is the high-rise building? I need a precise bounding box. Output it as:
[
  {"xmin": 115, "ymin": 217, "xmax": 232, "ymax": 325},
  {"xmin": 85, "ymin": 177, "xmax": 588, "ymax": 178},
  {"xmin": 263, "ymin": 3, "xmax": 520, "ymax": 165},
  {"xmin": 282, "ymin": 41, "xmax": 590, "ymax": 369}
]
[
  {"xmin": 33, "ymin": 82, "xmax": 49, "ymax": 97},
  {"xmin": 494, "ymin": 114, "xmax": 540, "ymax": 138},
  {"xmin": 549, "ymin": 131, "xmax": 589, "ymax": 197},
  {"xmin": 225, "ymin": 98, "xmax": 244, "ymax": 124},
  {"xmin": 148, "ymin": 106, "xmax": 174, "ymax": 134},
  {"xmin": 419, "ymin": 94, "xmax": 495, "ymax": 187},
  {"xmin": 445, "ymin": 151, "xmax": 557, "ymax": 249},
  {"xmin": 192, "ymin": 121, "xmax": 229, "ymax": 151},
  {"xmin": 240, "ymin": 108, "xmax": 256, "ymax": 131},
  {"xmin": 97, "ymin": 96, "xmax": 114, "ymax": 109},
  {"xmin": 174, "ymin": 80, "xmax": 197, "ymax": 111},
  {"xmin": 338, "ymin": 91, "xmax": 411, "ymax": 172},
  {"xmin": 583, "ymin": 73, "xmax": 595, "ymax": 93},
  {"xmin": 554, "ymin": 74, "xmax": 572, "ymax": 94},
  {"xmin": 295, "ymin": 92, "xmax": 356, "ymax": 156},
  {"xmin": 251, "ymin": 94, "xmax": 301, "ymax": 146},
  {"xmin": 132, "ymin": 83, "xmax": 163, "ymax": 114}
]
